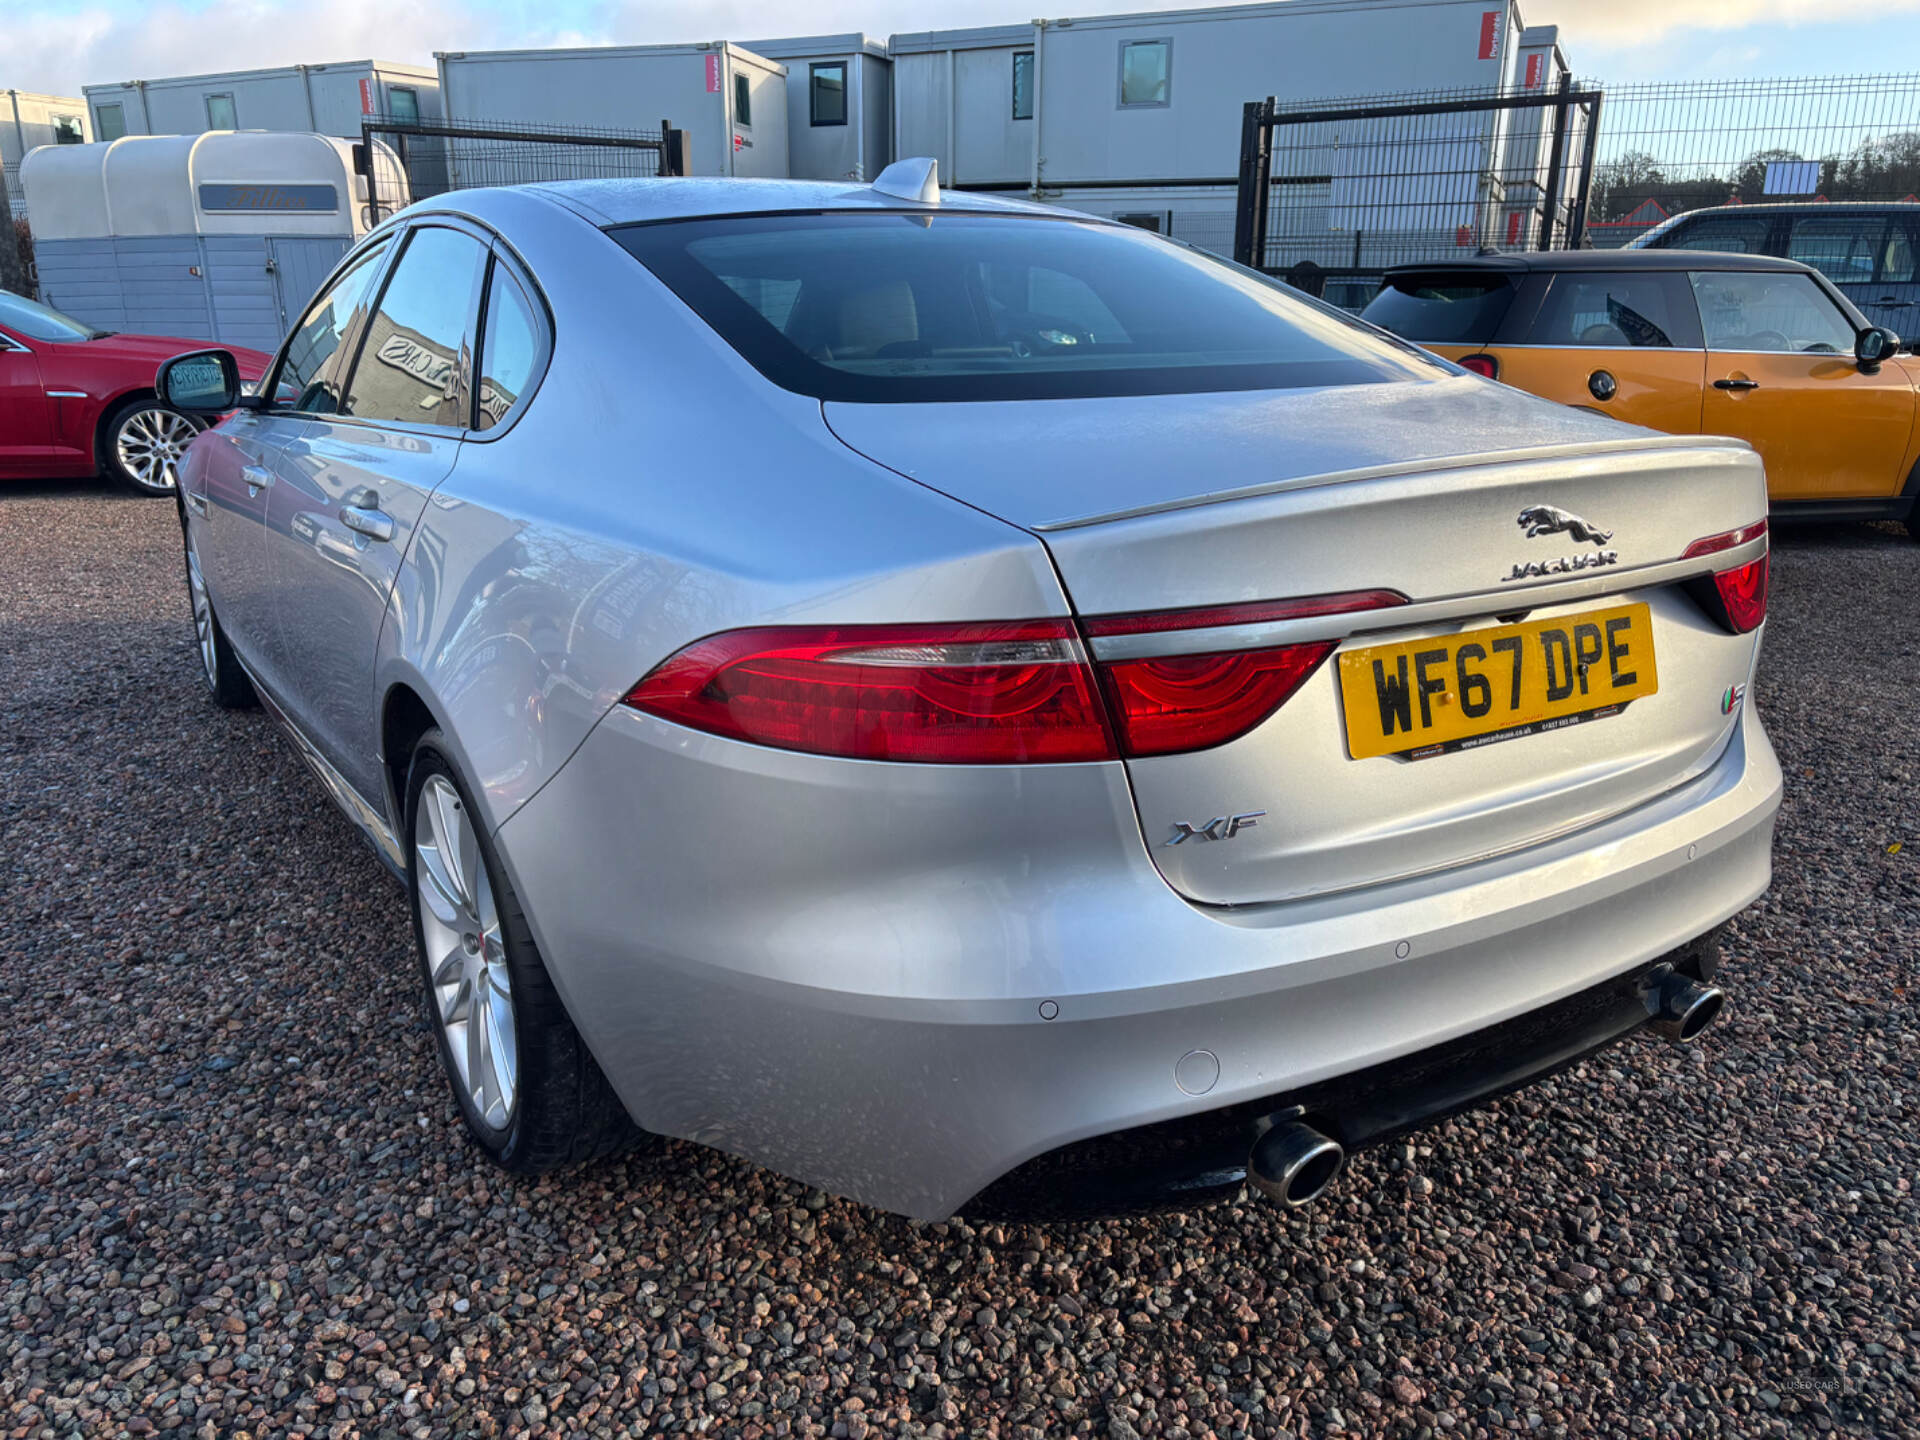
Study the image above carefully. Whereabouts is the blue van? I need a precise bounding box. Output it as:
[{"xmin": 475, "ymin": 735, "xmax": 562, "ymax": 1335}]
[{"xmin": 1630, "ymin": 202, "xmax": 1920, "ymax": 337}]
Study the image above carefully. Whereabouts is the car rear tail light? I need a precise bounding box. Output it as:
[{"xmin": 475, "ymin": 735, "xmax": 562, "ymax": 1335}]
[
  {"xmin": 1098, "ymin": 643, "xmax": 1338, "ymax": 756},
  {"xmin": 1683, "ymin": 520, "xmax": 1769, "ymax": 634},
  {"xmin": 1458, "ymin": 353, "xmax": 1499, "ymax": 379},
  {"xmin": 622, "ymin": 621, "xmax": 1116, "ymax": 764},
  {"xmin": 625, "ymin": 591, "xmax": 1409, "ymax": 763}
]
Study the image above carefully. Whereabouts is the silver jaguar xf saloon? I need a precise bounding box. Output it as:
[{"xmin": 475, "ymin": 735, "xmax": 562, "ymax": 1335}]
[{"xmin": 160, "ymin": 162, "xmax": 1781, "ymax": 1219}]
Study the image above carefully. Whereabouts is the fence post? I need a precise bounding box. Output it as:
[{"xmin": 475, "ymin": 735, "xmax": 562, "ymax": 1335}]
[
  {"xmin": 1566, "ymin": 94, "xmax": 1603, "ymax": 248},
  {"xmin": 1233, "ymin": 97, "xmax": 1274, "ymax": 268},
  {"xmin": 359, "ymin": 120, "xmax": 381, "ymax": 229},
  {"xmin": 1538, "ymin": 74, "xmax": 1572, "ymax": 251},
  {"xmin": 661, "ymin": 123, "xmax": 687, "ymax": 178}
]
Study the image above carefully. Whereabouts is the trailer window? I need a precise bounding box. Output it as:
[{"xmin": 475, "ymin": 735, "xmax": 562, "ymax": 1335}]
[
  {"xmin": 810, "ymin": 64, "xmax": 847, "ymax": 126},
  {"xmin": 1360, "ymin": 275, "xmax": 1517, "ymax": 345},
  {"xmin": 613, "ymin": 211, "xmax": 1442, "ymax": 403},
  {"xmin": 734, "ymin": 73, "xmax": 752, "ymax": 128}
]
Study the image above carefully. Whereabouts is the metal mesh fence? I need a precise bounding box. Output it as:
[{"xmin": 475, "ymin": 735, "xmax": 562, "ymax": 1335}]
[
  {"xmin": 362, "ymin": 114, "xmax": 684, "ymax": 212},
  {"xmin": 1583, "ymin": 74, "xmax": 1920, "ymax": 247}
]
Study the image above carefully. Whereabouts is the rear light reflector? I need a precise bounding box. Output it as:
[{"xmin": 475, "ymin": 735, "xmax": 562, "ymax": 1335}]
[
  {"xmin": 622, "ymin": 621, "xmax": 1115, "ymax": 764},
  {"xmin": 1458, "ymin": 353, "xmax": 1499, "ymax": 379},
  {"xmin": 1100, "ymin": 642, "xmax": 1338, "ymax": 757},
  {"xmin": 1682, "ymin": 520, "xmax": 1769, "ymax": 633}
]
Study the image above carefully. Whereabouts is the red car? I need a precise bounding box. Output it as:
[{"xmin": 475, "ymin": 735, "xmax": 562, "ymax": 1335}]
[{"xmin": 0, "ymin": 290, "xmax": 271, "ymax": 496}]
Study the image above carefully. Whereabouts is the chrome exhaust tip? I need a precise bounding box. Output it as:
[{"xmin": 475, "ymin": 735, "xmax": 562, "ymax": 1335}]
[
  {"xmin": 1248, "ymin": 1120, "xmax": 1346, "ymax": 1208},
  {"xmin": 1643, "ymin": 966, "xmax": 1727, "ymax": 1044}
]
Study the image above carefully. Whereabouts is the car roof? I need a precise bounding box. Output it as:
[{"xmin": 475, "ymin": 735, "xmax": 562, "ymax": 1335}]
[
  {"xmin": 1654, "ymin": 201, "xmax": 1920, "ymax": 218},
  {"xmin": 1381, "ymin": 249, "xmax": 1819, "ymax": 277},
  {"xmin": 503, "ymin": 176, "xmax": 1068, "ymax": 227}
]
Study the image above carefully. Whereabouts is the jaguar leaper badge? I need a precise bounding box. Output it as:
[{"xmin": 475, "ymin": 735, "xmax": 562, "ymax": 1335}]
[{"xmin": 1505, "ymin": 504, "xmax": 1620, "ymax": 582}]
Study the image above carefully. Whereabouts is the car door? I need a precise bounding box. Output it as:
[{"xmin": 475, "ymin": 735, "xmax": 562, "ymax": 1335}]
[
  {"xmin": 1693, "ymin": 268, "xmax": 1917, "ymax": 504},
  {"xmin": 265, "ymin": 222, "xmax": 489, "ymax": 802},
  {"xmin": 1492, "ymin": 269, "xmax": 1706, "ymax": 434},
  {"xmin": 195, "ymin": 235, "xmax": 397, "ymax": 701},
  {"xmin": 0, "ymin": 328, "xmax": 52, "ymax": 476}
]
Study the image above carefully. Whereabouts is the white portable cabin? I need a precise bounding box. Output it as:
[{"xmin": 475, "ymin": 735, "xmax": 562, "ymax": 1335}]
[
  {"xmin": 4, "ymin": 90, "xmax": 91, "ymax": 219},
  {"xmin": 891, "ymin": 0, "xmax": 1541, "ymax": 274},
  {"xmin": 22, "ymin": 132, "xmax": 406, "ymax": 352},
  {"xmin": 437, "ymin": 42, "xmax": 789, "ymax": 180},
  {"xmin": 82, "ymin": 61, "xmax": 441, "ymax": 142},
  {"xmin": 740, "ymin": 34, "xmax": 891, "ymax": 181}
]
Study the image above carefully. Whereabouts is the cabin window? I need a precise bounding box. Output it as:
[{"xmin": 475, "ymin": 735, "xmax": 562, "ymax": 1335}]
[
  {"xmin": 1119, "ymin": 39, "xmax": 1171, "ymax": 108},
  {"xmin": 95, "ymin": 103, "xmax": 126, "ymax": 141},
  {"xmin": 1012, "ymin": 53, "xmax": 1034, "ymax": 120},
  {"xmin": 205, "ymin": 94, "xmax": 237, "ymax": 129},
  {"xmin": 810, "ymin": 63, "xmax": 847, "ymax": 126},
  {"xmin": 734, "ymin": 72, "xmax": 752, "ymax": 128},
  {"xmin": 389, "ymin": 87, "xmax": 421, "ymax": 124},
  {"xmin": 52, "ymin": 115, "xmax": 84, "ymax": 144}
]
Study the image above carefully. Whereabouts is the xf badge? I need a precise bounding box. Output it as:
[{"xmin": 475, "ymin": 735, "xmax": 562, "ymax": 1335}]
[{"xmin": 1166, "ymin": 811, "xmax": 1265, "ymax": 845}]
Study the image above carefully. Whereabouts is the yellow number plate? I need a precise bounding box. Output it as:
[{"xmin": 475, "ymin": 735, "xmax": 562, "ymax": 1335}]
[{"xmin": 1337, "ymin": 602, "xmax": 1658, "ymax": 761}]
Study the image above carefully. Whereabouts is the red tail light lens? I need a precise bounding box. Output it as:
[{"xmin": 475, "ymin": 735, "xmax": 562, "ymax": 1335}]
[
  {"xmin": 1099, "ymin": 642, "xmax": 1338, "ymax": 756},
  {"xmin": 1459, "ymin": 353, "xmax": 1499, "ymax": 379},
  {"xmin": 627, "ymin": 592, "xmax": 1408, "ymax": 763},
  {"xmin": 1711, "ymin": 555, "xmax": 1769, "ymax": 634},
  {"xmin": 622, "ymin": 621, "xmax": 1115, "ymax": 763},
  {"xmin": 1683, "ymin": 520, "xmax": 1769, "ymax": 634}
]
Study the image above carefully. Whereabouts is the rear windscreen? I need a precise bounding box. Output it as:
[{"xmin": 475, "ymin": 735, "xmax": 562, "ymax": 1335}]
[
  {"xmin": 611, "ymin": 211, "xmax": 1445, "ymax": 403},
  {"xmin": 1361, "ymin": 276, "xmax": 1517, "ymax": 345}
]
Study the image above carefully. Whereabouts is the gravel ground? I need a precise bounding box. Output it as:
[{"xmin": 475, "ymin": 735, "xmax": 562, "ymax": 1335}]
[{"xmin": 2, "ymin": 480, "xmax": 1916, "ymax": 1440}]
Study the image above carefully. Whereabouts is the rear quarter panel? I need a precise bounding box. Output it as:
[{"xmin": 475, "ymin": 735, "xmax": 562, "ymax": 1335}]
[{"xmin": 376, "ymin": 192, "xmax": 1069, "ymax": 839}]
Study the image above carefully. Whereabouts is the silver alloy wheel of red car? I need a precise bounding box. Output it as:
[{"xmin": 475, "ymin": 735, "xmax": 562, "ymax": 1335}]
[{"xmin": 113, "ymin": 405, "xmax": 199, "ymax": 494}]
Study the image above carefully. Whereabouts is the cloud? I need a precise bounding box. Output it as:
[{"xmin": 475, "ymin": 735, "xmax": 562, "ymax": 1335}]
[{"xmin": 1524, "ymin": 0, "xmax": 1920, "ymax": 45}]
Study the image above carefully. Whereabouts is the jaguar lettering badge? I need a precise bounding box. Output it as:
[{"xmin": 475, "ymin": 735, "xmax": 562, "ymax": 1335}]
[{"xmin": 1505, "ymin": 504, "xmax": 1619, "ymax": 583}]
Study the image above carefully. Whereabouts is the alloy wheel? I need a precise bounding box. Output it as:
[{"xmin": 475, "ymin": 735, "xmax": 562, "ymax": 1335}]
[
  {"xmin": 115, "ymin": 407, "xmax": 198, "ymax": 493},
  {"xmin": 185, "ymin": 542, "xmax": 218, "ymax": 689},
  {"xmin": 414, "ymin": 774, "xmax": 518, "ymax": 1129}
]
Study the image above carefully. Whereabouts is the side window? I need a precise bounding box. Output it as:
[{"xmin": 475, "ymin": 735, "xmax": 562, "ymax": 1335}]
[
  {"xmin": 1012, "ymin": 53, "xmax": 1034, "ymax": 121},
  {"xmin": 272, "ymin": 240, "xmax": 392, "ymax": 413},
  {"xmin": 1691, "ymin": 271, "xmax": 1858, "ymax": 354},
  {"xmin": 52, "ymin": 115, "xmax": 85, "ymax": 145},
  {"xmin": 1786, "ymin": 217, "xmax": 1883, "ymax": 285},
  {"xmin": 810, "ymin": 64, "xmax": 847, "ymax": 127},
  {"xmin": 1663, "ymin": 216, "xmax": 1772, "ymax": 255},
  {"xmin": 1530, "ymin": 273, "xmax": 1684, "ymax": 348},
  {"xmin": 1118, "ymin": 39, "xmax": 1171, "ymax": 108},
  {"xmin": 1880, "ymin": 224, "xmax": 1916, "ymax": 284},
  {"xmin": 95, "ymin": 103, "xmax": 127, "ymax": 141},
  {"xmin": 205, "ymin": 94, "xmax": 237, "ymax": 130},
  {"xmin": 734, "ymin": 73, "xmax": 752, "ymax": 128},
  {"xmin": 341, "ymin": 227, "xmax": 488, "ymax": 428},
  {"xmin": 389, "ymin": 87, "xmax": 420, "ymax": 124},
  {"xmin": 475, "ymin": 262, "xmax": 545, "ymax": 431}
]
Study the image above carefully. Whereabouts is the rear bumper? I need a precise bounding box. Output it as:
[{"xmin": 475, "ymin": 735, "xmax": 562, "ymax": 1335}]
[{"xmin": 497, "ymin": 701, "xmax": 1780, "ymax": 1218}]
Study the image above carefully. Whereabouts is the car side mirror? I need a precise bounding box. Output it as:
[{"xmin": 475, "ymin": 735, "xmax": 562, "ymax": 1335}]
[
  {"xmin": 156, "ymin": 349, "xmax": 247, "ymax": 414},
  {"xmin": 1855, "ymin": 326, "xmax": 1900, "ymax": 371}
]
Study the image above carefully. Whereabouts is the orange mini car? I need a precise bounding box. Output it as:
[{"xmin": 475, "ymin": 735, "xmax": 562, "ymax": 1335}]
[{"xmin": 1363, "ymin": 251, "xmax": 1919, "ymax": 537}]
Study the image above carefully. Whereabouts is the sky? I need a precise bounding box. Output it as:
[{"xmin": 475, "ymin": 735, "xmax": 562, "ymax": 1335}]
[{"xmin": 8, "ymin": 0, "xmax": 1919, "ymax": 102}]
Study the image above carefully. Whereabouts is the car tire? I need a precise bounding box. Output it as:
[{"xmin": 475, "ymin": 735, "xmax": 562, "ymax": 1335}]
[
  {"xmin": 103, "ymin": 395, "xmax": 201, "ymax": 496},
  {"xmin": 183, "ymin": 526, "xmax": 258, "ymax": 709},
  {"xmin": 405, "ymin": 733, "xmax": 647, "ymax": 1173}
]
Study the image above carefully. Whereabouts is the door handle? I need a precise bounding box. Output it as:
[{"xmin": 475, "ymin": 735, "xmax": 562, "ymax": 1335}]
[
  {"xmin": 242, "ymin": 463, "xmax": 275, "ymax": 493},
  {"xmin": 339, "ymin": 502, "xmax": 396, "ymax": 543},
  {"xmin": 1713, "ymin": 377, "xmax": 1761, "ymax": 391}
]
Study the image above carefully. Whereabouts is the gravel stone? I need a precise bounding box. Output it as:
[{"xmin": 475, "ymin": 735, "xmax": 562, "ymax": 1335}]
[{"xmin": 2, "ymin": 487, "xmax": 1915, "ymax": 1438}]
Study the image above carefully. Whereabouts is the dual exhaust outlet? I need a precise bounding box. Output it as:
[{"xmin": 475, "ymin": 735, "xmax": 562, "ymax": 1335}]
[{"xmin": 1245, "ymin": 967, "xmax": 1727, "ymax": 1209}]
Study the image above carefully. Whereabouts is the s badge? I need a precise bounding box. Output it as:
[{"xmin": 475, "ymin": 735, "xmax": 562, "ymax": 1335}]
[{"xmin": 1721, "ymin": 683, "xmax": 1746, "ymax": 716}]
